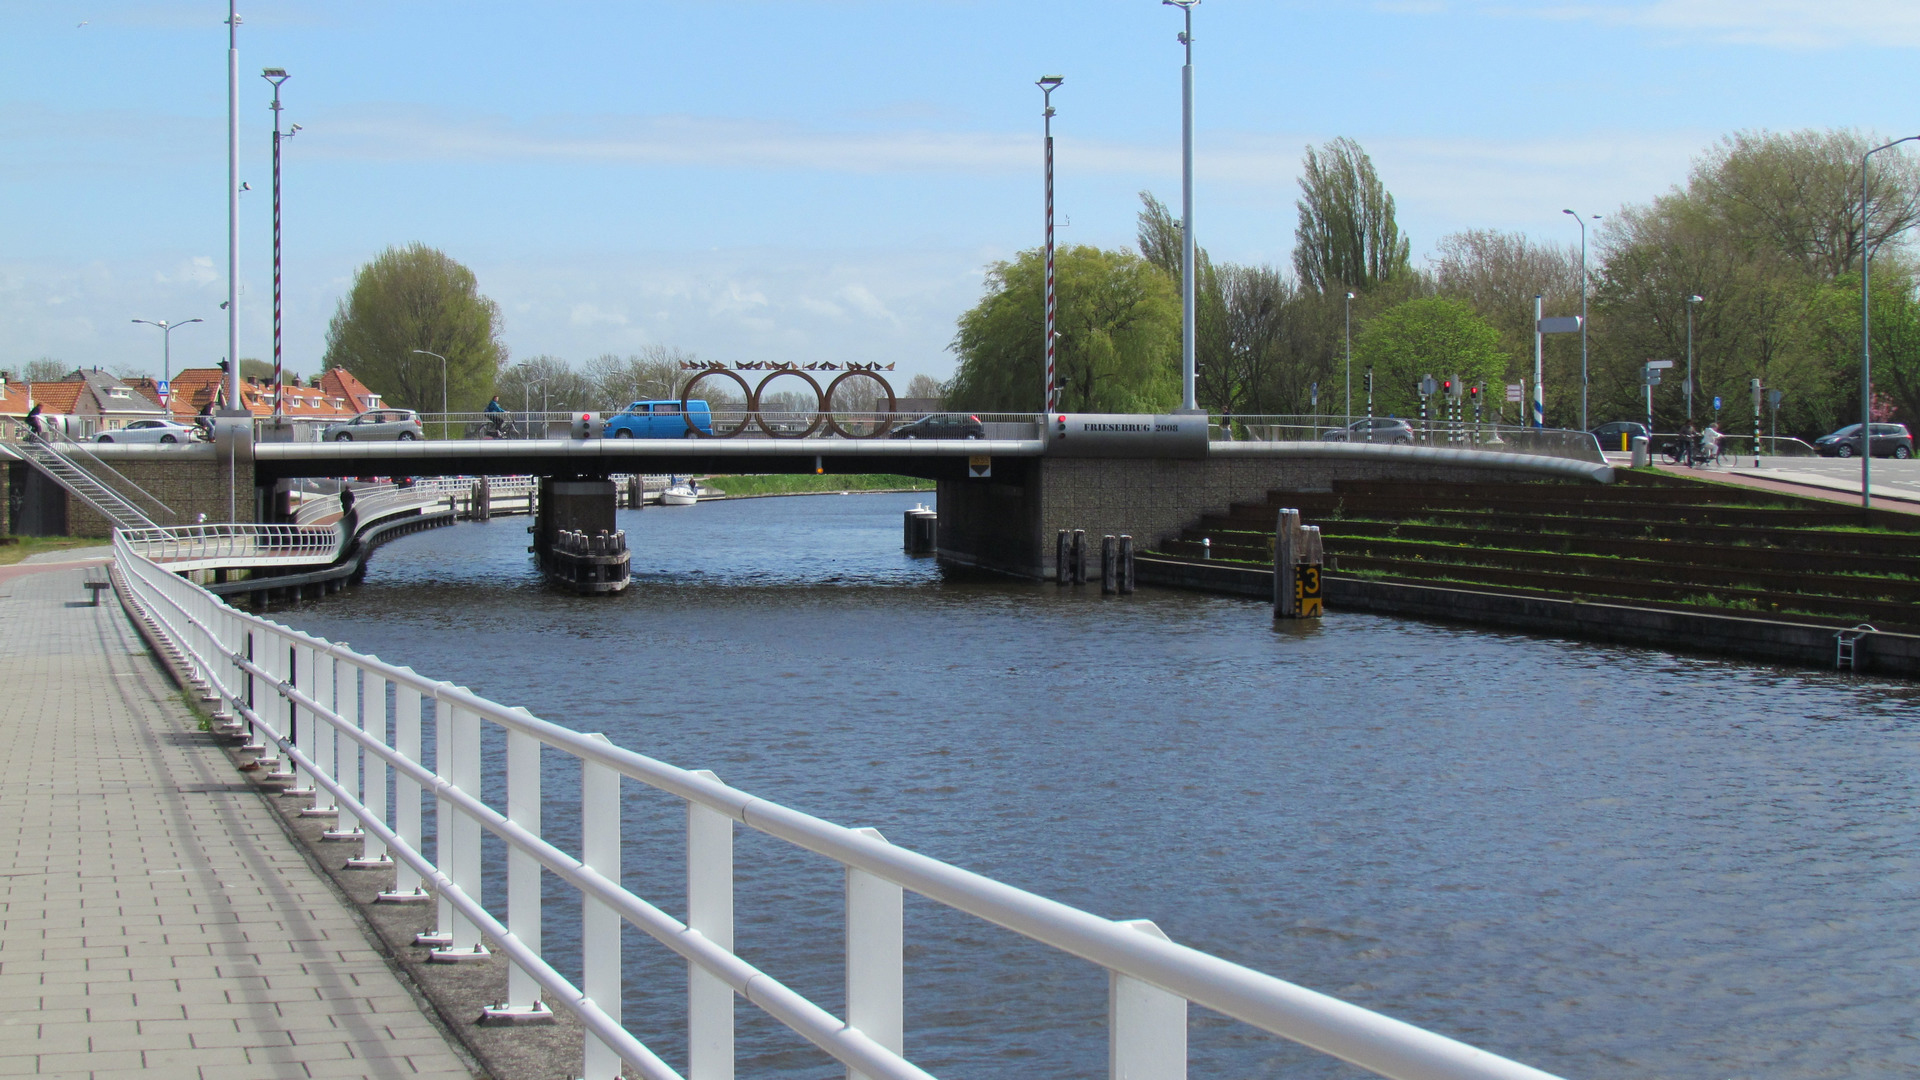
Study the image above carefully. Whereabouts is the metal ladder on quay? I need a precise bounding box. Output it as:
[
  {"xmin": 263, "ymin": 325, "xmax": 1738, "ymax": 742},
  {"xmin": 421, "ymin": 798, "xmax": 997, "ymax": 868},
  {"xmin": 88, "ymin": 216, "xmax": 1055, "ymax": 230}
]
[{"xmin": 2, "ymin": 432, "xmax": 174, "ymax": 533}]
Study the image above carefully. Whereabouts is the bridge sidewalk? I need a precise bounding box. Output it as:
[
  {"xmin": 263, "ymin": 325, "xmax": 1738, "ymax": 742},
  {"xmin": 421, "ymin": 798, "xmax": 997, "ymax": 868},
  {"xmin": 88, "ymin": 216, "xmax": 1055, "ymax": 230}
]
[{"xmin": 0, "ymin": 559, "xmax": 475, "ymax": 1080}]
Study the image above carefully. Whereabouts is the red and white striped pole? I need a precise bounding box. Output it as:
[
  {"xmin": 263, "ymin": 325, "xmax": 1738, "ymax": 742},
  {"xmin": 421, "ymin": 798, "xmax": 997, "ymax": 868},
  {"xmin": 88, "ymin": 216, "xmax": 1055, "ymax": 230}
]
[
  {"xmin": 1039, "ymin": 76, "xmax": 1062, "ymax": 414},
  {"xmin": 264, "ymin": 69, "xmax": 294, "ymax": 420}
]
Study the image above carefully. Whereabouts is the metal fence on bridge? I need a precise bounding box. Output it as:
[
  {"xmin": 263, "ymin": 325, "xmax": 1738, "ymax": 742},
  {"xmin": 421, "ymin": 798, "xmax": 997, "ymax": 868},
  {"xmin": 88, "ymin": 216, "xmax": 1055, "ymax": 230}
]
[{"xmin": 114, "ymin": 533, "xmax": 1567, "ymax": 1080}]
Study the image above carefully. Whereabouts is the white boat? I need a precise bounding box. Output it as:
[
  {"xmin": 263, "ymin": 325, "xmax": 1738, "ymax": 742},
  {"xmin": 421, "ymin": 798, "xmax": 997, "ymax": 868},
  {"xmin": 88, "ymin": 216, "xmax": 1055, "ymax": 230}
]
[{"xmin": 659, "ymin": 479, "xmax": 700, "ymax": 506}]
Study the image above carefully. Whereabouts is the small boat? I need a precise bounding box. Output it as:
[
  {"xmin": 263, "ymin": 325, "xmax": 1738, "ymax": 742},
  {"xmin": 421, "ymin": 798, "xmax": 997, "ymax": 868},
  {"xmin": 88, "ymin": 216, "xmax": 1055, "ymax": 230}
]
[{"xmin": 659, "ymin": 479, "xmax": 700, "ymax": 506}]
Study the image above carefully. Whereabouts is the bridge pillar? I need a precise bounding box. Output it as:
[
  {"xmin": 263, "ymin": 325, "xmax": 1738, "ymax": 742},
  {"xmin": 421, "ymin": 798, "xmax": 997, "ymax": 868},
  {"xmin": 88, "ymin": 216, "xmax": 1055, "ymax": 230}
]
[{"xmin": 533, "ymin": 477, "xmax": 630, "ymax": 594}]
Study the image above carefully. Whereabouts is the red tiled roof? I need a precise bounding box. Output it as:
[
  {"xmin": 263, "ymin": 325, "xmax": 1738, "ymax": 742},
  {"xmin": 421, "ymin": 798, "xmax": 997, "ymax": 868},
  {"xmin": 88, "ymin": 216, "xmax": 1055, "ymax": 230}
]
[
  {"xmin": 0, "ymin": 382, "xmax": 90, "ymax": 415},
  {"xmin": 320, "ymin": 369, "xmax": 381, "ymax": 413}
]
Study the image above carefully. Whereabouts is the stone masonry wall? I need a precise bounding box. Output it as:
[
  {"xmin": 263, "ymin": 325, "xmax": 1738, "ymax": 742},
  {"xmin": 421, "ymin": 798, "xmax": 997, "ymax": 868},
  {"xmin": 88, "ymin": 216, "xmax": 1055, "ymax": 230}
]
[{"xmin": 43, "ymin": 447, "xmax": 254, "ymax": 536}]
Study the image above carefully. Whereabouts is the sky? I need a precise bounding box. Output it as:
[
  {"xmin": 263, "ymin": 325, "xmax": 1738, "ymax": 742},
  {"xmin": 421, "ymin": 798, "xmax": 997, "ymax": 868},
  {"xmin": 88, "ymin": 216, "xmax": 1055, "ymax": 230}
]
[{"xmin": 5, "ymin": 0, "xmax": 1920, "ymax": 389}]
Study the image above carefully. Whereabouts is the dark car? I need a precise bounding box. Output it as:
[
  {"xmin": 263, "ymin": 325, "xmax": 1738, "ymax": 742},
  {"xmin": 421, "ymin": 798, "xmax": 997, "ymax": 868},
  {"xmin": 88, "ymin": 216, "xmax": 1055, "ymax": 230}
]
[
  {"xmin": 1590, "ymin": 421, "xmax": 1649, "ymax": 451},
  {"xmin": 1321, "ymin": 417, "xmax": 1414, "ymax": 444},
  {"xmin": 1814, "ymin": 423, "xmax": 1913, "ymax": 459},
  {"xmin": 889, "ymin": 413, "xmax": 985, "ymax": 440}
]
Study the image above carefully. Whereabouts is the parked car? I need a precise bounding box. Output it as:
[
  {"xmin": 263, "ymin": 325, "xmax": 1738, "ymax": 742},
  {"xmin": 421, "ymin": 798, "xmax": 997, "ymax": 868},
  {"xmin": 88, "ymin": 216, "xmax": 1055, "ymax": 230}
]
[
  {"xmin": 323, "ymin": 409, "xmax": 424, "ymax": 442},
  {"xmin": 1813, "ymin": 422, "xmax": 1913, "ymax": 459},
  {"xmin": 603, "ymin": 400, "xmax": 713, "ymax": 438},
  {"xmin": 94, "ymin": 418, "xmax": 199, "ymax": 444},
  {"xmin": 1590, "ymin": 421, "xmax": 1649, "ymax": 451},
  {"xmin": 888, "ymin": 413, "xmax": 985, "ymax": 440},
  {"xmin": 1321, "ymin": 417, "xmax": 1414, "ymax": 444}
]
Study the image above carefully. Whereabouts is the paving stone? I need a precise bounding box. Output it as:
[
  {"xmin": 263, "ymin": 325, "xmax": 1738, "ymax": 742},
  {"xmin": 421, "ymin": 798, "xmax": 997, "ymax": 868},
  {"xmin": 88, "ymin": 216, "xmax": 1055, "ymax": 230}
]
[{"xmin": 0, "ymin": 566, "xmax": 473, "ymax": 1078}]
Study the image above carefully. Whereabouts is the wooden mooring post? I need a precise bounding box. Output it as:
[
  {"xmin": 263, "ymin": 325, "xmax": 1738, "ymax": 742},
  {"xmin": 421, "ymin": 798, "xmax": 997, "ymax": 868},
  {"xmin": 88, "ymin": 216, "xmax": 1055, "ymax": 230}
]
[{"xmin": 1273, "ymin": 509, "xmax": 1324, "ymax": 619}]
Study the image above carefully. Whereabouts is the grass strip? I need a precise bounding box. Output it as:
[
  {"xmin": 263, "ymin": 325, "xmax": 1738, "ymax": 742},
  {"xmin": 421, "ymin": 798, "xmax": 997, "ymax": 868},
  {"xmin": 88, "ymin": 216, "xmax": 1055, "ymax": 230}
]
[
  {"xmin": 0, "ymin": 536, "xmax": 109, "ymax": 565},
  {"xmin": 703, "ymin": 473, "xmax": 934, "ymax": 497}
]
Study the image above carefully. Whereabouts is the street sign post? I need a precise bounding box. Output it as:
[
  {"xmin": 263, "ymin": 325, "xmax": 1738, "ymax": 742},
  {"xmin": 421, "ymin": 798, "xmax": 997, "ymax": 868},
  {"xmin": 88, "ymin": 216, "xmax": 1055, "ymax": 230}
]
[
  {"xmin": 1644, "ymin": 360, "xmax": 1674, "ymax": 439},
  {"xmin": 156, "ymin": 378, "xmax": 171, "ymax": 407}
]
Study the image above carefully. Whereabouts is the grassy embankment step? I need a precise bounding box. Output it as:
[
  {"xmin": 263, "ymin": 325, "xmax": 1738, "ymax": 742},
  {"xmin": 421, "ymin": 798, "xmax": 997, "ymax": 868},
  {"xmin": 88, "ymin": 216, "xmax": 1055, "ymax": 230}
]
[{"xmin": 1149, "ymin": 473, "xmax": 1920, "ymax": 633}]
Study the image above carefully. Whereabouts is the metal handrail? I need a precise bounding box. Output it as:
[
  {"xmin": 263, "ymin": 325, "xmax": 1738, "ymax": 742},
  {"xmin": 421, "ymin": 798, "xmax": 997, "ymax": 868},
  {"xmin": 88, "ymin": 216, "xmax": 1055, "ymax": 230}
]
[
  {"xmin": 113, "ymin": 533, "xmax": 1567, "ymax": 1080},
  {"xmin": 121, "ymin": 485, "xmax": 445, "ymax": 568},
  {"xmin": 30, "ymin": 426, "xmax": 181, "ymax": 526}
]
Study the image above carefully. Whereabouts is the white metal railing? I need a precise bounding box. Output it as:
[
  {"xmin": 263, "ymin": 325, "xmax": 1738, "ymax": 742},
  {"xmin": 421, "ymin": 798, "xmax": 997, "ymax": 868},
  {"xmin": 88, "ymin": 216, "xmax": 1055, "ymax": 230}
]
[
  {"xmin": 113, "ymin": 534, "xmax": 1567, "ymax": 1080},
  {"xmin": 122, "ymin": 484, "xmax": 448, "ymax": 570},
  {"xmin": 1215, "ymin": 415, "xmax": 1605, "ymax": 464}
]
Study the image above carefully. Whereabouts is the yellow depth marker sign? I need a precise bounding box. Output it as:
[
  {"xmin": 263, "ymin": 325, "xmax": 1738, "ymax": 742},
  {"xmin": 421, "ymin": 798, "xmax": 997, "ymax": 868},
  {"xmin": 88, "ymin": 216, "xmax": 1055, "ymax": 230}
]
[{"xmin": 1295, "ymin": 564, "xmax": 1323, "ymax": 617}]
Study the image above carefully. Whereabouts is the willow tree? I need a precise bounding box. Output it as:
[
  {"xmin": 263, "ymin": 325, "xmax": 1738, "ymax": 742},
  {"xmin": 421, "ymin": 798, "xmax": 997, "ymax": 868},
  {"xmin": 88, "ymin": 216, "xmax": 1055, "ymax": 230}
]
[
  {"xmin": 321, "ymin": 244, "xmax": 507, "ymax": 418},
  {"xmin": 947, "ymin": 245, "xmax": 1180, "ymax": 412},
  {"xmin": 1294, "ymin": 137, "xmax": 1411, "ymax": 295}
]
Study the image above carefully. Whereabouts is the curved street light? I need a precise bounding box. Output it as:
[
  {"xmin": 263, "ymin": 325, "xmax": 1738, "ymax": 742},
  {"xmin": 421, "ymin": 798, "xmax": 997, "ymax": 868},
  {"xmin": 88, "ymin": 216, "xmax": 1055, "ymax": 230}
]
[
  {"xmin": 130, "ymin": 317, "xmax": 204, "ymax": 397},
  {"xmin": 1861, "ymin": 135, "xmax": 1920, "ymax": 509}
]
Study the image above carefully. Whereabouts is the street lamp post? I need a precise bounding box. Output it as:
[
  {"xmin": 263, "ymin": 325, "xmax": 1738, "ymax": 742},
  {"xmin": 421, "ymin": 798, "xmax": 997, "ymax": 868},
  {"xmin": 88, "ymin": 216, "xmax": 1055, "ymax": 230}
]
[
  {"xmin": 1562, "ymin": 210, "xmax": 1599, "ymax": 430},
  {"xmin": 262, "ymin": 68, "xmax": 298, "ymax": 419},
  {"xmin": 1344, "ymin": 291, "xmax": 1355, "ymax": 430},
  {"xmin": 412, "ymin": 349, "xmax": 448, "ymax": 439},
  {"xmin": 1861, "ymin": 136, "xmax": 1919, "ymax": 510},
  {"xmin": 1685, "ymin": 294, "xmax": 1704, "ymax": 424},
  {"xmin": 1037, "ymin": 75, "xmax": 1064, "ymax": 415},
  {"xmin": 224, "ymin": 0, "xmax": 243, "ymax": 415},
  {"xmin": 130, "ymin": 318, "xmax": 204, "ymax": 395},
  {"xmin": 1164, "ymin": 0, "xmax": 1199, "ymax": 413}
]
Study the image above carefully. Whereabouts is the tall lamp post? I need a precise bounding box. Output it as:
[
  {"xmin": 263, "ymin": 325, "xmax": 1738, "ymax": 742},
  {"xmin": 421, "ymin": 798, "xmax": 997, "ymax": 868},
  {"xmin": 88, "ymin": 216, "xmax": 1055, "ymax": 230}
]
[
  {"xmin": 1562, "ymin": 210, "xmax": 1599, "ymax": 430},
  {"xmin": 224, "ymin": 0, "xmax": 243, "ymax": 416},
  {"xmin": 412, "ymin": 349, "xmax": 448, "ymax": 439},
  {"xmin": 1861, "ymin": 136, "xmax": 1919, "ymax": 509},
  {"xmin": 1344, "ymin": 291, "xmax": 1355, "ymax": 430},
  {"xmin": 1684, "ymin": 294, "xmax": 1703, "ymax": 424},
  {"xmin": 1164, "ymin": 0, "xmax": 1199, "ymax": 413},
  {"xmin": 262, "ymin": 68, "xmax": 298, "ymax": 419},
  {"xmin": 1037, "ymin": 75, "xmax": 1063, "ymax": 414},
  {"xmin": 130, "ymin": 318, "xmax": 204, "ymax": 395}
]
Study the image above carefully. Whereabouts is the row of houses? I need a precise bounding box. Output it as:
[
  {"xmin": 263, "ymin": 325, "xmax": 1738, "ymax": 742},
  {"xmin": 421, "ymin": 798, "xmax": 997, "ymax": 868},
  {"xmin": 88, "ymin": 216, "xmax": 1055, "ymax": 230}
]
[{"xmin": 0, "ymin": 367, "xmax": 384, "ymax": 439}]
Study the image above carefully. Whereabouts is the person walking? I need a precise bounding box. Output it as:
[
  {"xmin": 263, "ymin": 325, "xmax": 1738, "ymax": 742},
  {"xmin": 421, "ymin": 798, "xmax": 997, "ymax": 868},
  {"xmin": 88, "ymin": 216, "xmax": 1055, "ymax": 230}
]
[{"xmin": 24, "ymin": 401, "xmax": 43, "ymax": 439}]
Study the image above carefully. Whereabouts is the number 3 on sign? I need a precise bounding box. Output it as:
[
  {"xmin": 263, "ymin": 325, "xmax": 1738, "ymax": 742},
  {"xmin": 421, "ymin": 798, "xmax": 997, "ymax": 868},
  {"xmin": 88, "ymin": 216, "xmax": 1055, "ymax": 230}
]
[{"xmin": 1295, "ymin": 564, "xmax": 1323, "ymax": 617}]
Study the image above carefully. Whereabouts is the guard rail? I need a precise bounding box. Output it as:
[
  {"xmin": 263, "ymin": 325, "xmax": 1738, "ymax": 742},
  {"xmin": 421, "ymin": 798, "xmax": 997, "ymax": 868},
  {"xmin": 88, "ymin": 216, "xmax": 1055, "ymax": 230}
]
[{"xmin": 112, "ymin": 533, "xmax": 1568, "ymax": 1080}]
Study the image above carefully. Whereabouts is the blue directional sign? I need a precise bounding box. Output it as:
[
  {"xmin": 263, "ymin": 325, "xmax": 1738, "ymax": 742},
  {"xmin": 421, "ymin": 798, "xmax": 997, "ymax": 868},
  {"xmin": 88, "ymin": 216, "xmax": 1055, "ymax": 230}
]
[{"xmin": 1713, "ymin": 396, "xmax": 1722, "ymax": 411}]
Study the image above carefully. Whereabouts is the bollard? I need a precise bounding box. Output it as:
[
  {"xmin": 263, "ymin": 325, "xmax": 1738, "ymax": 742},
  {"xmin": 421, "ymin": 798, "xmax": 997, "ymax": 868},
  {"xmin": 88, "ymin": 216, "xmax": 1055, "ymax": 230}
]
[
  {"xmin": 1118, "ymin": 535, "xmax": 1135, "ymax": 594},
  {"xmin": 1202, "ymin": 537, "xmax": 1211, "ymax": 560},
  {"xmin": 1273, "ymin": 508, "xmax": 1300, "ymax": 619},
  {"xmin": 1630, "ymin": 434, "xmax": 1650, "ymax": 468},
  {"xmin": 1071, "ymin": 529, "xmax": 1087, "ymax": 585},
  {"xmin": 1101, "ymin": 535, "xmax": 1117, "ymax": 595},
  {"xmin": 1056, "ymin": 530, "xmax": 1070, "ymax": 585}
]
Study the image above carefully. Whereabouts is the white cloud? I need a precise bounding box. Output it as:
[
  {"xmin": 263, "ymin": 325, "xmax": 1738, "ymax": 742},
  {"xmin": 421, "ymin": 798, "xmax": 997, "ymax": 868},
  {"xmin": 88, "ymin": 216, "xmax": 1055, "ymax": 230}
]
[{"xmin": 156, "ymin": 256, "xmax": 219, "ymax": 287}]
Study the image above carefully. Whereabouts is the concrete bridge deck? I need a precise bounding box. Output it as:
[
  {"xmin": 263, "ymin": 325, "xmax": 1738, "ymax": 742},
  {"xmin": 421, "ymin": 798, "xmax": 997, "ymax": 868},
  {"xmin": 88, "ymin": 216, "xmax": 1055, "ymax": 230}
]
[{"xmin": 0, "ymin": 554, "xmax": 472, "ymax": 1080}]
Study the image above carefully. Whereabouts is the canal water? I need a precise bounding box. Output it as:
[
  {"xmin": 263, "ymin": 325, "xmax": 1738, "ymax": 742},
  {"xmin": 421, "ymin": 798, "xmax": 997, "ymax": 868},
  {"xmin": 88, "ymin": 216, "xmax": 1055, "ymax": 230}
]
[{"xmin": 276, "ymin": 492, "xmax": 1919, "ymax": 1080}]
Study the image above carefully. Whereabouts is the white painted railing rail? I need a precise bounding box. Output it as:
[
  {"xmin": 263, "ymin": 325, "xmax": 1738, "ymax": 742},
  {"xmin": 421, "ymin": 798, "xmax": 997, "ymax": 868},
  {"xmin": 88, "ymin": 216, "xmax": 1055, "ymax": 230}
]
[
  {"xmin": 120, "ymin": 484, "xmax": 448, "ymax": 570},
  {"xmin": 113, "ymin": 532, "xmax": 1570, "ymax": 1080}
]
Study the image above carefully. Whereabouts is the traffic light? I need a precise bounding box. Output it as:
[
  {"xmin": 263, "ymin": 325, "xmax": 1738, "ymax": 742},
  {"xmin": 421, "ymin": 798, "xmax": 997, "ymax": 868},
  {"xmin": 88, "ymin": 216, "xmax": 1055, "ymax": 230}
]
[
  {"xmin": 1442, "ymin": 379, "xmax": 1453, "ymax": 398},
  {"xmin": 1468, "ymin": 385, "xmax": 1480, "ymax": 403},
  {"xmin": 1363, "ymin": 370, "xmax": 1373, "ymax": 393}
]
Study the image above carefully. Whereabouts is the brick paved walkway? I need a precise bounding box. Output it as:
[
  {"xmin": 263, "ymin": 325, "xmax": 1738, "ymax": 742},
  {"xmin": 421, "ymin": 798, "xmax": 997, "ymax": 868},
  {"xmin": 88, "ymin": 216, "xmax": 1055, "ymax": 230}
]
[{"xmin": 0, "ymin": 561, "xmax": 475, "ymax": 1080}]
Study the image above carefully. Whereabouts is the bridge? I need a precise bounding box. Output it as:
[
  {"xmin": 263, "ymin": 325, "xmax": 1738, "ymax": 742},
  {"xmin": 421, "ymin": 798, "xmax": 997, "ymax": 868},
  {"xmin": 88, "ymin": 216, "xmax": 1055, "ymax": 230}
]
[{"xmin": 5, "ymin": 415, "xmax": 1611, "ymax": 582}]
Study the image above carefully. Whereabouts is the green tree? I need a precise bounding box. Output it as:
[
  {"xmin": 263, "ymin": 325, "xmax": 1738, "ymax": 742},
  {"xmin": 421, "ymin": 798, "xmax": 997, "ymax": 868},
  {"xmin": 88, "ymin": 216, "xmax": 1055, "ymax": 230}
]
[
  {"xmin": 321, "ymin": 244, "xmax": 507, "ymax": 421},
  {"xmin": 1351, "ymin": 298, "xmax": 1508, "ymax": 419},
  {"xmin": 1807, "ymin": 273, "xmax": 1920, "ymax": 429},
  {"xmin": 947, "ymin": 245, "xmax": 1180, "ymax": 412},
  {"xmin": 1294, "ymin": 137, "xmax": 1411, "ymax": 295}
]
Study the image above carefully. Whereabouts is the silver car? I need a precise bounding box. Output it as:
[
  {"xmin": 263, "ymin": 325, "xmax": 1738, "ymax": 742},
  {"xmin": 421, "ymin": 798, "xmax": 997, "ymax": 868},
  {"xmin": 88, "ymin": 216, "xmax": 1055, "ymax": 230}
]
[
  {"xmin": 95, "ymin": 418, "xmax": 201, "ymax": 444},
  {"xmin": 324, "ymin": 409, "xmax": 423, "ymax": 442}
]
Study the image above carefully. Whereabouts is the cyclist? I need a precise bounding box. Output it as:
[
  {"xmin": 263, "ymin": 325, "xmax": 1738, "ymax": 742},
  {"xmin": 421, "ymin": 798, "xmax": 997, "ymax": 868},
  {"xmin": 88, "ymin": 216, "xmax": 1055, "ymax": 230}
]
[
  {"xmin": 1698, "ymin": 422, "xmax": 1722, "ymax": 466},
  {"xmin": 485, "ymin": 395, "xmax": 508, "ymax": 437}
]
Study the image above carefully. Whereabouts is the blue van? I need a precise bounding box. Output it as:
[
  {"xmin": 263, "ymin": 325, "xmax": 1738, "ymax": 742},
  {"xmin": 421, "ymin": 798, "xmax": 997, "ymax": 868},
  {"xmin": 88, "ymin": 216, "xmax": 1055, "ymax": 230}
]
[{"xmin": 603, "ymin": 400, "xmax": 713, "ymax": 439}]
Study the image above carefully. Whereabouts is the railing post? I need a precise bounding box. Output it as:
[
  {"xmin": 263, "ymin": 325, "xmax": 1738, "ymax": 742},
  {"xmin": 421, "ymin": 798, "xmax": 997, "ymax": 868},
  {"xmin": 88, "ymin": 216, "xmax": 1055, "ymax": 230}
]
[
  {"xmin": 323, "ymin": 662, "xmax": 364, "ymax": 840},
  {"xmin": 429, "ymin": 700, "xmax": 489, "ymax": 961},
  {"xmin": 485, "ymin": 717, "xmax": 552, "ymax": 1021},
  {"xmin": 378, "ymin": 680, "xmax": 429, "ymax": 901},
  {"xmin": 845, "ymin": 827, "xmax": 902, "ymax": 1080},
  {"xmin": 265, "ymin": 635, "xmax": 294, "ymax": 779},
  {"xmin": 303, "ymin": 647, "xmax": 338, "ymax": 816},
  {"xmin": 285, "ymin": 643, "xmax": 314, "ymax": 794},
  {"xmin": 582, "ymin": 733, "xmax": 622, "ymax": 1080},
  {"xmin": 348, "ymin": 671, "xmax": 392, "ymax": 869},
  {"xmin": 1108, "ymin": 919, "xmax": 1186, "ymax": 1080},
  {"xmin": 688, "ymin": 769, "xmax": 734, "ymax": 1080}
]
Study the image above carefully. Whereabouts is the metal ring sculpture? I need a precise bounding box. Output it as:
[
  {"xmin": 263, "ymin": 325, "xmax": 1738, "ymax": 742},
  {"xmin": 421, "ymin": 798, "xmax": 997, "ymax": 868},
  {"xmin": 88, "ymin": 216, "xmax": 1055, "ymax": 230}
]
[
  {"xmin": 823, "ymin": 369, "xmax": 898, "ymax": 439},
  {"xmin": 679, "ymin": 364, "xmax": 897, "ymax": 439},
  {"xmin": 749, "ymin": 368, "xmax": 825, "ymax": 438},
  {"xmin": 680, "ymin": 368, "xmax": 754, "ymax": 438}
]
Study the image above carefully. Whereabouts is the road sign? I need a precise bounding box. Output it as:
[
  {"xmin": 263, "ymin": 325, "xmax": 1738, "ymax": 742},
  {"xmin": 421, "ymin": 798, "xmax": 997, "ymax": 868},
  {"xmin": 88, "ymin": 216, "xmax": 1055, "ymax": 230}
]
[
  {"xmin": 1768, "ymin": 389, "xmax": 1784, "ymax": 408},
  {"xmin": 1420, "ymin": 375, "xmax": 1438, "ymax": 397},
  {"xmin": 1538, "ymin": 316, "xmax": 1583, "ymax": 334},
  {"xmin": 156, "ymin": 378, "xmax": 170, "ymax": 405},
  {"xmin": 1646, "ymin": 360, "xmax": 1674, "ymax": 369},
  {"xmin": 1713, "ymin": 396, "xmax": 1722, "ymax": 411},
  {"xmin": 1309, "ymin": 381, "xmax": 1318, "ymax": 409},
  {"xmin": 1505, "ymin": 383, "xmax": 1523, "ymax": 403},
  {"xmin": 968, "ymin": 455, "xmax": 991, "ymax": 479}
]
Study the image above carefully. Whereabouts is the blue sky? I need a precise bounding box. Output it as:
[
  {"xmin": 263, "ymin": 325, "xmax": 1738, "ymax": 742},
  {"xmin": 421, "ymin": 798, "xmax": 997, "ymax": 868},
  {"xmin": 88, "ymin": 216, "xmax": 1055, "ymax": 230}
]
[{"xmin": 5, "ymin": 0, "xmax": 1919, "ymax": 387}]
